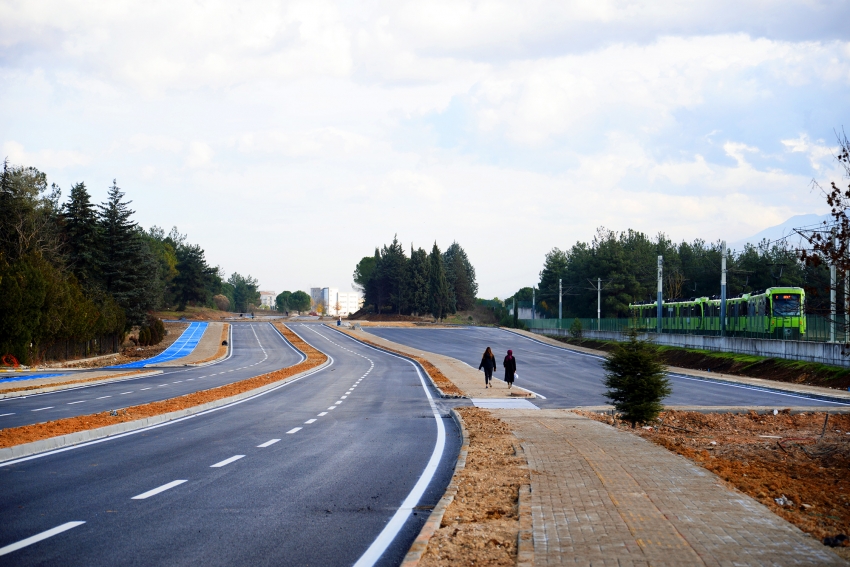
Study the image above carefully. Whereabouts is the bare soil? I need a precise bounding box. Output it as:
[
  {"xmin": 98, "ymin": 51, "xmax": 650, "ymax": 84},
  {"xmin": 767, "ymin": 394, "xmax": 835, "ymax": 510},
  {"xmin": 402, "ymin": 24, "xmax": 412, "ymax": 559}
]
[
  {"xmin": 419, "ymin": 407, "xmax": 530, "ymax": 567},
  {"xmin": 153, "ymin": 307, "xmax": 232, "ymax": 320},
  {"xmin": 578, "ymin": 409, "xmax": 850, "ymax": 558},
  {"xmin": 0, "ymin": 324, "xmax": 326, "ymax": 449},
  {"xmin": 189, "ymin": 324, "xmax": 230, "ymax": 365},
  {"xmin": 556, "ymin": 337, "xmax": 850, "ymax": 391}
]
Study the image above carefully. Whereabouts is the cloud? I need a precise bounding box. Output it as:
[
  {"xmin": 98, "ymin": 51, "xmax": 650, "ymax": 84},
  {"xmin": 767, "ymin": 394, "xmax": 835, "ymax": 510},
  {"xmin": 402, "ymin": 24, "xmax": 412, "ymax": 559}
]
[
  {"xmin": 185, "ymin": 141, "xmax": 214, "ymax": 168},
  {"xmin": 2, "ymin": 140, "xmax": 90, "ymax": 170}
]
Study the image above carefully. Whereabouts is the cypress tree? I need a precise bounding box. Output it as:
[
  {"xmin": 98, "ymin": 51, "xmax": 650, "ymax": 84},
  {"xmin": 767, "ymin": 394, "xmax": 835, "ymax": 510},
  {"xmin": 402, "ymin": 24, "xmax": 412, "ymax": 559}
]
[
  {"xmin": 407, "ymin": 246, "xmax": 431, "ymax": 316},
  {"xmin": 98, "ymin": 180, "xmax": 156, "ymax": 328},
  {"xmin": 428, "ymin": 242, "xmax": 451, "ymax": 321},
  {"xmin": 602, "ymin": 329, "xmax": 671, "ymax": 427},
  {"xmin": 62, "ymin": 182, "xmax": 101, "ymax": 287}
]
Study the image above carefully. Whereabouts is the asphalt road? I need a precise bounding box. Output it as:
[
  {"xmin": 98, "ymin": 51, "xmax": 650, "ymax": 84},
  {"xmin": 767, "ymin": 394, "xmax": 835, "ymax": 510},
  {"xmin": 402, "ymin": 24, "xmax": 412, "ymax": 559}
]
[
  {"xmin": 0, "ymin": 323, "xmax": 304, "ymax": 429},
  {"xmin": 365, "ymin": 326, "xmax": 850, "ymax": 409},
  {"xmin": 0, "ymin": 323, "xmax": 460, "ymax": 566}
]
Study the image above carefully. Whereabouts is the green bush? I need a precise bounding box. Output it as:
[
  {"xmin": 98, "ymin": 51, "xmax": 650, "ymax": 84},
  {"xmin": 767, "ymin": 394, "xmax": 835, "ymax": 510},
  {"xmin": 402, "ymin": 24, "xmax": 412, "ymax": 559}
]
[
  {"xmin": 603, "ymin": 328, "xmax": 671, "ymax": 427},
  {"xmin": 569, "ymin": 318, "xmax": 583, "ymax": 339}
]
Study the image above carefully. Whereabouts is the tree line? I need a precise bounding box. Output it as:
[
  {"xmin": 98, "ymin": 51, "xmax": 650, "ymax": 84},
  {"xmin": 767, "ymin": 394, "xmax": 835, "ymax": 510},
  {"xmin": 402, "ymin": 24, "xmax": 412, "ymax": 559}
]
[
  {"xmin": 352, "ymin": 237, "xmax": 478, "ymax": 320},
  {"xmin": 526, "ymin": 227, "xmax": 827, "ymax": 319},
  {"xmin": 0, "ymin": 161, "xmax": 262, "ymax": 363}
]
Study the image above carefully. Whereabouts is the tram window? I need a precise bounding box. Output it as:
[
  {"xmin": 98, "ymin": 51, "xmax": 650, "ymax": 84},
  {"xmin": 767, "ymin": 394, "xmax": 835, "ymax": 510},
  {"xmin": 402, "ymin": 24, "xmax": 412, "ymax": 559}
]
[{"xmin": 773, "ymin": 294, "xmax": 801, "ymax": 317}]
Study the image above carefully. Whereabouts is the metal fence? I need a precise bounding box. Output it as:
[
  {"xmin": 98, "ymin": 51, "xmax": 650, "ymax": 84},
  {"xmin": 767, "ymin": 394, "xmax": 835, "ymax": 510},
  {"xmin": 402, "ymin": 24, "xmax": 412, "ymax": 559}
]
[{"xmin": 520, "ymin": 315, "xmax": 846, "ymax": 343}]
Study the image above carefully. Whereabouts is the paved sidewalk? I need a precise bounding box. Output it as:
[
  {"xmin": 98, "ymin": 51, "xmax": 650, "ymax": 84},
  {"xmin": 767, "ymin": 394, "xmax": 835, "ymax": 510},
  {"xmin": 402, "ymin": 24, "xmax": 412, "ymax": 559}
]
[
  {"xmin": 156, "ymin": 322, "xmax": 227, "ymax": 366},
  {"xmin": 498, "ymin": 409, "xmax": 845, "ymax": 566}
]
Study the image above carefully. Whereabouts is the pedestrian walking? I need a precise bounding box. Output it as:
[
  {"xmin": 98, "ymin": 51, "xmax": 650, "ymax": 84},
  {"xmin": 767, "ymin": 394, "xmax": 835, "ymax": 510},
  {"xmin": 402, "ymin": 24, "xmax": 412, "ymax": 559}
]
[
  {"xmin": 478, "ymin": 347, "xmax": 497, "ymax": 388},
  {"xmin": 504, "ymin": 349, "xmax": 517, "ymax": 389}
]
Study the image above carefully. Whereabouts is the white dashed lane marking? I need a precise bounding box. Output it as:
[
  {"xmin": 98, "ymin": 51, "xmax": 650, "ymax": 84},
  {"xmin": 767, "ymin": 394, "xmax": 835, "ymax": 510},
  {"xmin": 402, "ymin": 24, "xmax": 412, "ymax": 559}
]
[
  {"xmin": 257, "ymin": 439, "xmax": 280, "ymax": 448},
  {"xmin": 67, "ymin": 401, "xmax": 85, "ymax": 405},
  {"xmin": 0, "ymin": 521, "xmax": 86, "ymax": 557},
  {"xmin": 96, "ymin": 396, "xmax": 111, "ymax": 399},
  {"xmin": 120, "ymin": 391, "xmax": 133, "ymax": 395},
  {"xmin": 0, "ymin": 413, "xmax": 14, "ymax": 417},
  {"xmin": 304, "ymin": 419, "xmax": 317, "ymax": 424},
  {"xmin": 286, "ymin": 427, "xmax": 302, "ymax": 434},
  {"xmin": 32, "ymin": 407, "xmax": 53, "ymax": 412},
  {"xmin": 327, "ymin": 407, "xmax": 336, "ymax": 411},
  {"xmin": 132, "ymin": 480, "xmax": 188, "ymax": 499},
  {"xmin": 210, "ymin": 455, "xmax": 245, "ymax": 468},
  {"xmin": 318, "ymin": 412, "xmax": 328, "ymax": 416}
]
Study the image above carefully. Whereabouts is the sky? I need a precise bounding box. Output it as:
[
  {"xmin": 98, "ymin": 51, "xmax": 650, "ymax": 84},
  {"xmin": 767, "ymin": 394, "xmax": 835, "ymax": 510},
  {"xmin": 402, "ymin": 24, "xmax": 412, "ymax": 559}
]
[{"xmin": 2, "ymin": 1, "xmax": 849, "ymax": 299}]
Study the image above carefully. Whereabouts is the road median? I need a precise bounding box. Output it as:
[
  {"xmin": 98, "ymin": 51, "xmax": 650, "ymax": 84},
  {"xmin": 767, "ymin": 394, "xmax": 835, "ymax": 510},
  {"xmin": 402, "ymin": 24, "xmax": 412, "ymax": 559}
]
[{"xmin": 0, "ymin": 324, "xmax": 328, "ymax": 462}]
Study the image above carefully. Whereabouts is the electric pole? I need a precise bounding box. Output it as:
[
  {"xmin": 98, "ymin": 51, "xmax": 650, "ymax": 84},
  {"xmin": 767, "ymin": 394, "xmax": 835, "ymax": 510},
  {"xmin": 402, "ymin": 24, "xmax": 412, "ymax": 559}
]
[
  {"xmin": 657, "ymin": 255, "xmax": 663, "ymax": 334},
  {"xmin": 559, "ymin": 278, "xmax": 563, "ymax": 324},
  {"xmin": 532, "ymin": 288, "xmax": 535, "ymax": 321},
  {"xmin": 720, "ymin": 240, "xmax": 727, "ymax": 337}
]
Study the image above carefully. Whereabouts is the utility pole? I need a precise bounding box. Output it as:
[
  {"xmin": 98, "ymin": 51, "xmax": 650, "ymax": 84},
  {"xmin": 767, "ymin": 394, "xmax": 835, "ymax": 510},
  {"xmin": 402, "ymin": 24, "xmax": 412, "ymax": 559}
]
[
  {"xmin": 532, "ymin": 288, "xmax": 535, "ymax": 321},
  {"xmin": 720, "ymin": 240, "xmax": 727, "ymax": 337},
  {"xmin": 657, "ymin": 255, "xmax": 663, "ymax": 334},
  {"xmin": 831, "ymin": 232, "xmax": 837, "ymax": 343},
  {"xmin": 559, "ymin": 278, "xmax": 563, "ymax": 323},
  {"xmin": 845, "ymin": 267, "xmax": 848, "ymax": 343},
  {"xmin": 597, "ymin": 277, "xmax": 601, "ymax": 331}
]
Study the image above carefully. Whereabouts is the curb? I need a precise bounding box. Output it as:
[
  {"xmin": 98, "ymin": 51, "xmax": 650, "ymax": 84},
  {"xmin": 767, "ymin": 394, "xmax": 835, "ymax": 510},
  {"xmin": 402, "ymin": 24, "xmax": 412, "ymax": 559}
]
[
  {"xmin": 401, "ymin": 409, "xmax": 470, "ymax": 567},
  {"xmin": 327, "ymin": 326, "xmax": 465, "ymax": 399},
  {"xmin": 517, "ymin": 483, "xmax": 533, "ymax": 567},
  {"xmin": 0, "ymin": 357, "xmax": 331, "ymax": 464},
  {"xmin": 0, "ymin": 370, "xmax": 165, "ymax": 399},
  {"xmin": 502, "ymin": 328, "xmax": 850, "ymax": 406}
]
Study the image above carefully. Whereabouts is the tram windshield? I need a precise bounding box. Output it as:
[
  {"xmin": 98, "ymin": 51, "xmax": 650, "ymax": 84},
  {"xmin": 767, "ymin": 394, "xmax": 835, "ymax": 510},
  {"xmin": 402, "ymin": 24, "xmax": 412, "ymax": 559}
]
[{"xmin": 772, "ymin": 294, "xmax": 801, "ymax": 317}]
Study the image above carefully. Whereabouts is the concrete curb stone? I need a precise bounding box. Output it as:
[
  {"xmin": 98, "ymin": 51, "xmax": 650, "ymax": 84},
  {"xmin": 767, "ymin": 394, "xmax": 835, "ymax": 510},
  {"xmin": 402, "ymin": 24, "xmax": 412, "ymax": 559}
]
[
  {"xmin": 401, "ymin": 409, "xmax": 470, "ymax": 567},
  {"xmin": 0, "ymin": 358, "xmax": 331, "ymax": 464}
]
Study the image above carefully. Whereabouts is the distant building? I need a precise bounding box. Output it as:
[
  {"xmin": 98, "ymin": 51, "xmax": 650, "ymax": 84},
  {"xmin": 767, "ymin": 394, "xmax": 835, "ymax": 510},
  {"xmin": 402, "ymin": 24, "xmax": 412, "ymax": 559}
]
[
  {"xmin": 310, "ymin": 287, "xmax": 363, "ymax": 316},
  {"xmin": 259, "ymin": 291, "xmax": 276, "ymax": 309}
]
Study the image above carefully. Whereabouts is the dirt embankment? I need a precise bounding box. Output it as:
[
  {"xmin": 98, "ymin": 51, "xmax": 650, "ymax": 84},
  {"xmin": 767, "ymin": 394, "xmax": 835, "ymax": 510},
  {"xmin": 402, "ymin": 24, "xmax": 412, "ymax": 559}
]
[
  {"xmin": 0, "ymin": 324, "xmax": 326, "ymax": 449},
  {"xmin": 419, "ymin": 407, "xmax": 530, "ymax": 567},
  {"xmin": 579, "ymin": 409, "xmax": 850, "ymax": 558},
  {"xmin": 556, "ymin": 337, "xmax": 850, "ymax": 391}
]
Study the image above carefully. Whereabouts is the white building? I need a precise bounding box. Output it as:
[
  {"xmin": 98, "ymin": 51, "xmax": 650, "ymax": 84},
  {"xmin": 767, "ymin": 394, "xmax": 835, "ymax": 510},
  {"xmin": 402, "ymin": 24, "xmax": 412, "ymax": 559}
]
[
  {"xmin": 310, "ymin": 287, "xmax": 363, "ymax": 316},
  {"xmin": 259, "ymin": 291, "xmax": 276, "ymax": 309}
]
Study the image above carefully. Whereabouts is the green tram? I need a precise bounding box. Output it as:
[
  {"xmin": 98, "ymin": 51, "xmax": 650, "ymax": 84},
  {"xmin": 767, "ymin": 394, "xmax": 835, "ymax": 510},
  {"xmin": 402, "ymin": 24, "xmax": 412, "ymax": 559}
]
[{"xmin": 629, "ymin": 287, "xmax": 806, "ymax": 339}]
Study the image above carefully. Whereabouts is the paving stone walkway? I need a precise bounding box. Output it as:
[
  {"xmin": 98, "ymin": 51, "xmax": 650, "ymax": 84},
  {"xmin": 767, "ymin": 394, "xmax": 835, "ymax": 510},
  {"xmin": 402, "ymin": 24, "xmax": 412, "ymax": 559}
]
[{"xmin": 498, "ymin": 409, "xmax": 846, "ymax": 566}]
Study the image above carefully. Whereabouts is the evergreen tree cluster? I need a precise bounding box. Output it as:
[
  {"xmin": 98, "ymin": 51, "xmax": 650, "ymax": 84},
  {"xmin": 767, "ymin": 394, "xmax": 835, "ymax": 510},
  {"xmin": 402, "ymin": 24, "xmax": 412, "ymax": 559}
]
[
  {"xmin": 532, "ymin": 227, "xmax": 827, "ymax": 319},
  {"xmin": 353, "ymin": 236, "xmax": 478, "ymax": 319},
  {"xmin": 0, "ymin": 161, "xmax": 251, "ymax": 363}
]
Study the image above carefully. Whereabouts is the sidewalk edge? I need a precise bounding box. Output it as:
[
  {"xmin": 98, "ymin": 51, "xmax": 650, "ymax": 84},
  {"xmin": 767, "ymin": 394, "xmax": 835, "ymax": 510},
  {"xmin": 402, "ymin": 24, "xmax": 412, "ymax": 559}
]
[{"xmin": 400, "ymin": 408, "xmax": 470, "ymax": 567}]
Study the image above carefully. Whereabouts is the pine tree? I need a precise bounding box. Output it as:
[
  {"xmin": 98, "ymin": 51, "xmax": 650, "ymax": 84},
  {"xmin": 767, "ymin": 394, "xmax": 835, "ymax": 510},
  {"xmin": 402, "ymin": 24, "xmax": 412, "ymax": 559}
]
[
  {"xmin": 443, "ymin": 242, "xmax": 477, "ymax": 312},
  {"xmin": 407, "ymin": 246, "xmax": 431, "ymax": 316},
  {"xmin": 428, "ymin": 242, "xmax": 452, "ymax": 321},
  {"xmin": 98, "ymin": 180, "xmax": 156, "ymax": 328},
  {"xmin": 62, "ymin": 182, "xmax": 101, "ymax": 287},
  {"xmin": 602, "ymin": 329, "xmax": 671, "ymax": 427},
  {"xmin": 380, "ymin": 235, "xmax": 408, "ymax": 314}
]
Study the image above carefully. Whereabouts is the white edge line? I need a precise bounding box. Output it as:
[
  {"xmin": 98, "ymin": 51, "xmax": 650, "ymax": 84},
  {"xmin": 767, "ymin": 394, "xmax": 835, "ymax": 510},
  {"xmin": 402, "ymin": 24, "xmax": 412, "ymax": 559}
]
[
  {"xmin": 131, "ymin": 479, "xmax": 187, "ymax": 500},
  {"xmin": 321, "ymin": 328, "xmax": 447, "ymax": 567},
  {"xmin": 0, "ymin": 355, "xmax": 334, "ymax": 468},
  {"xmin": 0, "ymin": 521, "xmax": 86, "ymax": 556}
]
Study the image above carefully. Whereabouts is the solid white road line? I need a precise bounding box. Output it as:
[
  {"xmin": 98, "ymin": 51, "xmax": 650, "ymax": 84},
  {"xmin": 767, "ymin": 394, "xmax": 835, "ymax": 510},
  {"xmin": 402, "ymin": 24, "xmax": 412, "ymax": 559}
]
[
  {"xmin": 32, "ymin": 407, "xmax": 53, "ymax": 411},
  {"xmin": 257, "ymin": 439, "xmax": 280, "ymax": 447},
  {"xmin": 304, "ymin": 419, "xmax": 317, "ymax": 424},
  {"xmin": 132, "ymin": 480, "xmax": 188, "ymax": 499},
  {"xmin": 67, "ymin": 401, "xmax": 85, "ymax": 405},
  {"xmin": 210, "ymin": 455, "xmax": 245, "ymax": 468},
  {"xmin": 318, "ymin": 412, "xmax": 328, "ymax": 416},
  {"xmin": 0, "ymin": 521, "xmax": 86, "ymax": 557},
  {"xmin": 286, "ymin": 427, "xmax": 302, "ymax": 434}
]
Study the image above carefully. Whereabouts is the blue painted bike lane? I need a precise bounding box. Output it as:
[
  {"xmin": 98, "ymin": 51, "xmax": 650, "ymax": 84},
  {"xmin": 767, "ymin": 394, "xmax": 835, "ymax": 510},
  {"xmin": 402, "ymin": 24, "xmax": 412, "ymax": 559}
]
[{"xmin": 109, "ymin": 322, "xmax": 208, "ymax": 369}]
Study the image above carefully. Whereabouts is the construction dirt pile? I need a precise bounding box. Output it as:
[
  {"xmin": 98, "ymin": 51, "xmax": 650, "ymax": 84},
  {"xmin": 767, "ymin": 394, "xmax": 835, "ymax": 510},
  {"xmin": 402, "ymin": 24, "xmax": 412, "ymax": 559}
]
[
  {"xmin": 578, "ymin": 409, "xmax": 850, "ymax": 559},
  {"xmin": 0, "ymin": 324, "xmax": 326, "ymax": 449},
  {"xmin": 419, "ymin": 407, "xmax": 529, "ymax": 567}
]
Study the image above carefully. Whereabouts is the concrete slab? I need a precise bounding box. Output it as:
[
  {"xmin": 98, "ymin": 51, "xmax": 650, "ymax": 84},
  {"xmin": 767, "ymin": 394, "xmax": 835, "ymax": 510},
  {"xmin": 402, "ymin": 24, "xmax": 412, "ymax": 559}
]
[{"xmin": 471, "ymin": 398, "xmax": 539, "ymax": 409}]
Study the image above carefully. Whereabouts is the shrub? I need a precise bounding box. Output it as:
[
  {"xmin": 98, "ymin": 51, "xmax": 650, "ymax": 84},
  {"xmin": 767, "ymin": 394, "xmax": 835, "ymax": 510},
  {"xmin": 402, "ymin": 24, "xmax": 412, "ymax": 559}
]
[
  {"xmin": 213, "ymin": 294, "xmax": 230, "ymax": 311},
  {"xmin": 569, "ymin": 318, "xmax": 583, "ymax": 339},
  {"xmin": 603, "ymin": 328, "xmax": 671, "ymax": 427}
]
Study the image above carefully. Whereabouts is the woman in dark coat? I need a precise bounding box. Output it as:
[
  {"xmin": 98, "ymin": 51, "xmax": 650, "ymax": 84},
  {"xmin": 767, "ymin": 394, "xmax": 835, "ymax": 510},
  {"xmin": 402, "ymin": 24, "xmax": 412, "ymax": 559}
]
[
  {"xmin": 504, "ymin": 349, "xmax": 517, "ymax": 389},
  {"xmin": 478, "ymin": 347, "xmax": 497, "ymax": 388}
]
